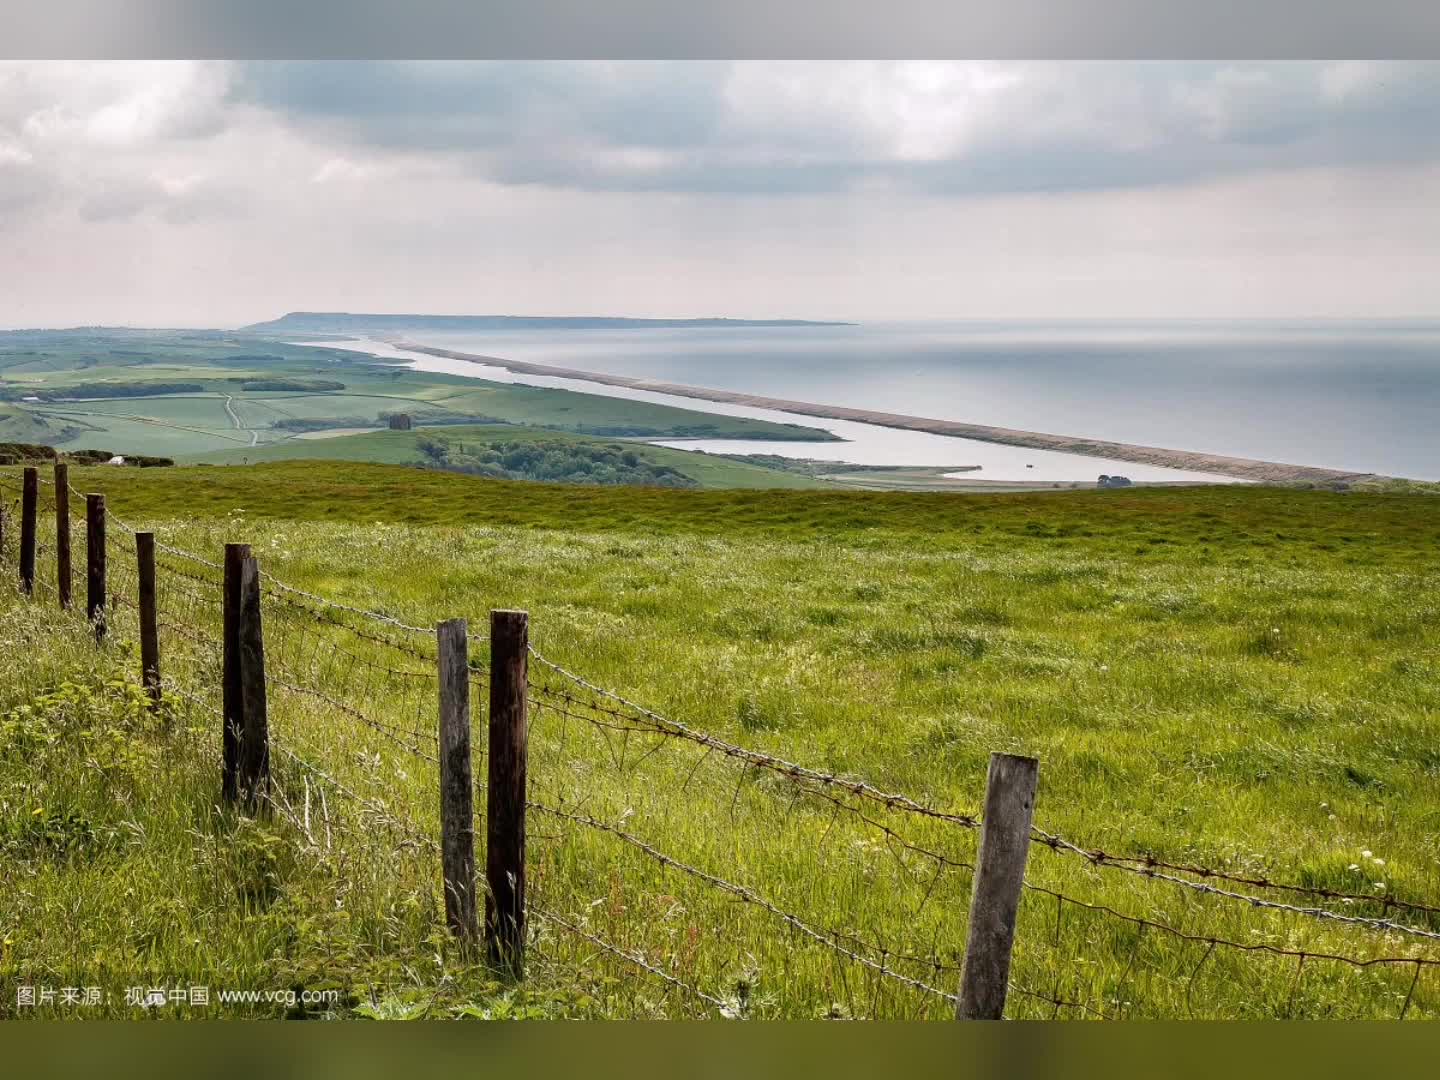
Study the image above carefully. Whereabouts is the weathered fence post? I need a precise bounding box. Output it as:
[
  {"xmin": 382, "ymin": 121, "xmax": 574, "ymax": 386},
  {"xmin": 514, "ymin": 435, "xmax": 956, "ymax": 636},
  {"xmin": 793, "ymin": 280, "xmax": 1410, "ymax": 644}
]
[
  {"xmin": 957, "ymin": 752, "xmax": 1040, "ymax": 1021},
  {"xmin": 438, "ymin": 618, "xmax": 480, "ymax": 946},
  {"xmin": 54, "ymin": 463, "xmax": 71, "ymax": 609},
  {"xmin": 85, "ymin": 494, "xmax": 106, "ymax": 640},
  {"xmin": 236, "ymin": 555, "xmax": 270, "ymax": 815},
  {"xmin": 19, "ymin": 467, "xmax": 37, "ymax": 596},
  {"xmin": 486, "ymin": 609, "xmax": 529, "ymax": 977},
  {"xmin": 136, "ymin": 532, "xmax": 161, "ymax": 708},
  {"xmin": 221, "ymin": 542, "xmax": 250, "ymax": 804}
]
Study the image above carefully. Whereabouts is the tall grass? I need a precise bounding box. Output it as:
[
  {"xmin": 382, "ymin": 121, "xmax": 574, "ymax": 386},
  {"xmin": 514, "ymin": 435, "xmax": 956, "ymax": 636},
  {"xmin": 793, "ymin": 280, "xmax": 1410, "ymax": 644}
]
[{"xmin": 2, "ymin": 465, "xmax": 1438, "ymax": 1018}]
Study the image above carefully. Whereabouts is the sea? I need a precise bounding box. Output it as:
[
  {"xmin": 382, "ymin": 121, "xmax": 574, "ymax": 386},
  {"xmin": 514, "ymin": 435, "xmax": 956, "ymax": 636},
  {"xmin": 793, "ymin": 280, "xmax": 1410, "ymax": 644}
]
[{"xmin": 322, "ymin": 320, "xmax": 1440, "ymax": 483}]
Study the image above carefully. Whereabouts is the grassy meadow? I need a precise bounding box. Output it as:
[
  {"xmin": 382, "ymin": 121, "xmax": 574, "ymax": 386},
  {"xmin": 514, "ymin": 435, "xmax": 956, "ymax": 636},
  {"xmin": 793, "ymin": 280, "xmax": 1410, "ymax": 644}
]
[{"xmin": 2, "ymin": 462, "xmax": 1439, "ymax": 1019}]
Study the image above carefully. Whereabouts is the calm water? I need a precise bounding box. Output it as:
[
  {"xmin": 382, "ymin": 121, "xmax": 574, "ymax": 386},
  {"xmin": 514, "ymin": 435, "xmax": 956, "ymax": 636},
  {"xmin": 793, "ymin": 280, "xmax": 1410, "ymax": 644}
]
[
  {"xmin": 327, "ymin": 338, "xmax": 1238, "ymax": 483},
  {"xmin": 406, "ymin": 322, "xmax": 1440, "ymax": 480},
  {"xmin": 324, "ymin": 320, "xmax": 1440, "ymax": 481}
]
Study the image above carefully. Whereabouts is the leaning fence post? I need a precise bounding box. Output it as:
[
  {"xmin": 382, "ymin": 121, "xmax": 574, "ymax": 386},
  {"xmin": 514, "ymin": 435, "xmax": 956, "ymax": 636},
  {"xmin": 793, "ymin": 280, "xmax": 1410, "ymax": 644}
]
[
  {"xmin": 438, "ymin": 618, "xmax": 480, "ymax": 945},
  {"xmin": 19, "ymin": 467, "xmax": 37, "ymax": 596},
  {"xmin": 85, "ymin": 494, "xmax": 106, "ymax": 640},
  {"xmin": 136, "ymin": 532, "xmax": 161, "ymax": 708},
  {"xmin": 957, "ymin": 752, "xmax": 1040, "ymax": 1021},
  {"xmin": 221, "ymin": 543, "xmax": 250, "ymax": 804},
  {"xmin": 487, "ymin": 609, "xmax": 529, "ymax": 977},
  {"xmin": 54, "ymin": 463, "xmax": 71, "ymax": 609},
  {"xmin": 236, "ymin": 555, "xmax": 270, "ymax": 815}
]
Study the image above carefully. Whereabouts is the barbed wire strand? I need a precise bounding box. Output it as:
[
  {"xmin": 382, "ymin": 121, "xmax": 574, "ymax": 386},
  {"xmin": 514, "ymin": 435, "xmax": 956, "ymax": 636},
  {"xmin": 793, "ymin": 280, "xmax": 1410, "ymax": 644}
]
[
  {"xmin": 527, "ymin": 649, "xmax": 1440, "ymax": 924},
  {"xmin": 532, "ymin": 905, "xmax": 728, "ymax": 1012},
  {"xmin": 527, "ymin": 653, "xmax": 981, "ymax": 830},
  {"xmin": 1032, "ymin": 827, "xmax": 1440, "ymax": 944},
  {"xmin": 526, "ymin": 797, "xmax": 957, "ymax": 1003}
]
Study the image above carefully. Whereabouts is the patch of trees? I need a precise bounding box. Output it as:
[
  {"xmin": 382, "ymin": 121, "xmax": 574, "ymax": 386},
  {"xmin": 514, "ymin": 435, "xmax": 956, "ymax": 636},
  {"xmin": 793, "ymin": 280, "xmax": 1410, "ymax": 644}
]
[
  {"xmin": 0, "ymin": 442, "xmax": 55, "ymax": 464},
  {"xmin": 571, "ymin": 423, "xmax": 723, "ymax": 438},
  {"xmin": 559, "ymin": 421, "xmax": 833, "ymax": 441},
  {"xmin": 239, "ymin": 378, "xmax": 347, "ymax": 392},
  {"xmin": 64, "ymin": 450, "xmax": 175, "ymax": 467},
  {"xmin": 271, "ymin": 411, "xmax": 505, "ymax": 433},
  {"xmin": 377, "ymin": 410, "xmax": 504, "ymax": 428},
  {"xmin": 0, "ymin": 381, "xmax": 206, "ymax": 401},
  {"xmin": 0, "ymin": 442, "xmax": 173, "ymax": 466},
  {"xmin": 271, "ymin": 416, "xmax": 375, "ymax": 433},
  {"xmin": 415, "ymin": 435, "xmax": 698, "ymax": 488}
]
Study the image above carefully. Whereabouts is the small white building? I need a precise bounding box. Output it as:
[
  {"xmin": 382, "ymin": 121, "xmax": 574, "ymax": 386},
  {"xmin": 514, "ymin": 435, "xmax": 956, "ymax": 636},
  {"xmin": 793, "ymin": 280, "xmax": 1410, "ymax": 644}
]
[{"xmin": 105, "ymin": 455, "xmax": 125, "ymax": 466}]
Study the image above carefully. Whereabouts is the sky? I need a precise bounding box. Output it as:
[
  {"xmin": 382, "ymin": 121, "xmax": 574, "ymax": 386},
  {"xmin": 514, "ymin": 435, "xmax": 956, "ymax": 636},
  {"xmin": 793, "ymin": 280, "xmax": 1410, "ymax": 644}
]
[{"xmin": 1, "ymin": 60, "xmax": 1438, "ymax": 328}]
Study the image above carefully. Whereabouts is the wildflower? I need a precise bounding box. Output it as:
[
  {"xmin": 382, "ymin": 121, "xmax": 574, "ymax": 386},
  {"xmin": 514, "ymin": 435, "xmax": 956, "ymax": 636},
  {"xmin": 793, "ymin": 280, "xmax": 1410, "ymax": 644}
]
[
  {"xmin": 1374, "ymin": 882, "xmax": 1386, "ymax": 890},
  {"xmin": 1361, "ymin": 849, "xmax": 1373, "ymax": 858},
  {"xmin": 1372, "ymin": 858, "xmax": 1385, "ymax": 866},
  {"xmin": 1348, "ymin": 864, "xmax": 1360, "ymax": 871}
]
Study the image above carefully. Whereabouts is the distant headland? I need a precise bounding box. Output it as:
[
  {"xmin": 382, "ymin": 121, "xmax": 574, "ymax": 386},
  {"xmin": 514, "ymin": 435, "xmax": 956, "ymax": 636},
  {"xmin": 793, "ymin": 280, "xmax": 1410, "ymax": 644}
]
[{"xmin": 241, "ymin": 311, "xmax": 855, "ymax": 334}]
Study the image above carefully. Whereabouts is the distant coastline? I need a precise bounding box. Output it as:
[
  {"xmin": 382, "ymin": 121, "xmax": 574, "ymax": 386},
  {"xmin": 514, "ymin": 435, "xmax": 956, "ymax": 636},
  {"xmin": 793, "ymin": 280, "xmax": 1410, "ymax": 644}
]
[
  {"xmin": 243, "ymin": 311, "xmax": 854, "ymax": 334},
  {"xmin": 393, "ymin": 341, "xmax": 1393, "ymax": 488}
]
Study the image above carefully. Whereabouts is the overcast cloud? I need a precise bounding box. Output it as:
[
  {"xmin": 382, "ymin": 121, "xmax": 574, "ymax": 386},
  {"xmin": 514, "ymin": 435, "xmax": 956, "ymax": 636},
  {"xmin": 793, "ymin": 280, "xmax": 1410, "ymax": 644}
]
[{"xmin": 1, "ymin": 61, "xmax": 1438, "ymax": 326}]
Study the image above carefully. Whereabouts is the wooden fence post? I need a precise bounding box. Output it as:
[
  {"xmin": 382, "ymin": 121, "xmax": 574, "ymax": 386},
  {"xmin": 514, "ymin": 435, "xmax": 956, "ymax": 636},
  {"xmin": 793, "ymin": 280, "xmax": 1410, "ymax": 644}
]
[
  {"xmin": 221, "ymin": 542, "xmax": 250, "ymax": 804},
  {"xmin": 19, "ymin": 467, "xmax": 37, "ymax": 596},
  {"xmin": 54, "ymin": 463, "xmax": 71, "ymax": 609},
  {"xmin": 85, "ymin": 494, "xmax": 106, "ymax": 640},
  {"xmin": 236, "ymin": 555, "xmax": 270, "ymax": 815},
  {"xmin": 957, "ymin": 752, "xmax": 1040, "ymax": 1021},
  {"xmin": 438, "ymin": 618, "xmax": 479, "ymax": 945},
  {"xmin": 486, "ymin": 609, "xmax": 529, "ymax": 976},
  {"xmin": 136, "ymin": 532, "xmax": 161, "ymax": 708}
]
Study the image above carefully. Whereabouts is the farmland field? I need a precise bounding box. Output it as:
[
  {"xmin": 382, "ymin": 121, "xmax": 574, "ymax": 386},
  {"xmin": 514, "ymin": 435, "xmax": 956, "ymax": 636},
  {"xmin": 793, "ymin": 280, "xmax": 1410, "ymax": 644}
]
[
  {"xmin": 2, "ymin": 463, "xmax": 1439, "ymax": 1018},
  {"xmin": 0, "ymin": 331, "xmax": 837, "ymax": 472}
]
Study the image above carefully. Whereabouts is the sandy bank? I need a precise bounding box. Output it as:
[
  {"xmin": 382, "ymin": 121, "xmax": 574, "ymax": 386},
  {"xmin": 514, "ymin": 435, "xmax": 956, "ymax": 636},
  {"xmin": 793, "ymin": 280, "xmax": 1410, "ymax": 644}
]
[{"xmin": 393, "ymin": 342, "xmax": 1390, "ymax": 487}]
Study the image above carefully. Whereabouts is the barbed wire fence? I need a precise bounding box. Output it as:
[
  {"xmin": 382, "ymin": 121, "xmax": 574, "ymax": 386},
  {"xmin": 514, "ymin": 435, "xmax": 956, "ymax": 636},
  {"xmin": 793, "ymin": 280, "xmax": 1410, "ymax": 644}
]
[{"xmin": 2, "ymin": 465, "xmax": 1437, "ymax": 1020}]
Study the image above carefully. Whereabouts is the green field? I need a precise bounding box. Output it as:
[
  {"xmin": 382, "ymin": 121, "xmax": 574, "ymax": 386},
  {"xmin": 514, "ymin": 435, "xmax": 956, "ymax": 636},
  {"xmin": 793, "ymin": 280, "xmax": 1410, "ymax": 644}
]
[
  {"xmin": 0, "ymin": 331, "xmax": 838, "ymax": 475},
  {"xmin": 189, "ymin": 425, "xmax": 829, "ymax": 489},
  {"xmin": 2, "ymin": 462, "xmax": 1438, "ymax": 1019}
]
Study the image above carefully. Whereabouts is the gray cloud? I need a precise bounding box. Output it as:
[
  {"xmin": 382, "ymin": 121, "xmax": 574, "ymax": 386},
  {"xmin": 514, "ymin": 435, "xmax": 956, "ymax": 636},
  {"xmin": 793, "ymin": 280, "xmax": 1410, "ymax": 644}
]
[
  {"xmin": 2, "ymin": 60, "xmax": 1439, "ymax": 327},
  {"xmin": 233, "ymin": 61, "xmax": 1440, "ymax": 196},
  {"xmin": 77, "ymin": 176, "xmax": 246, "ymax": 224},
  {"xmin": 236, "ymin": 61, "xmax": 729, "ymax": 150}
]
